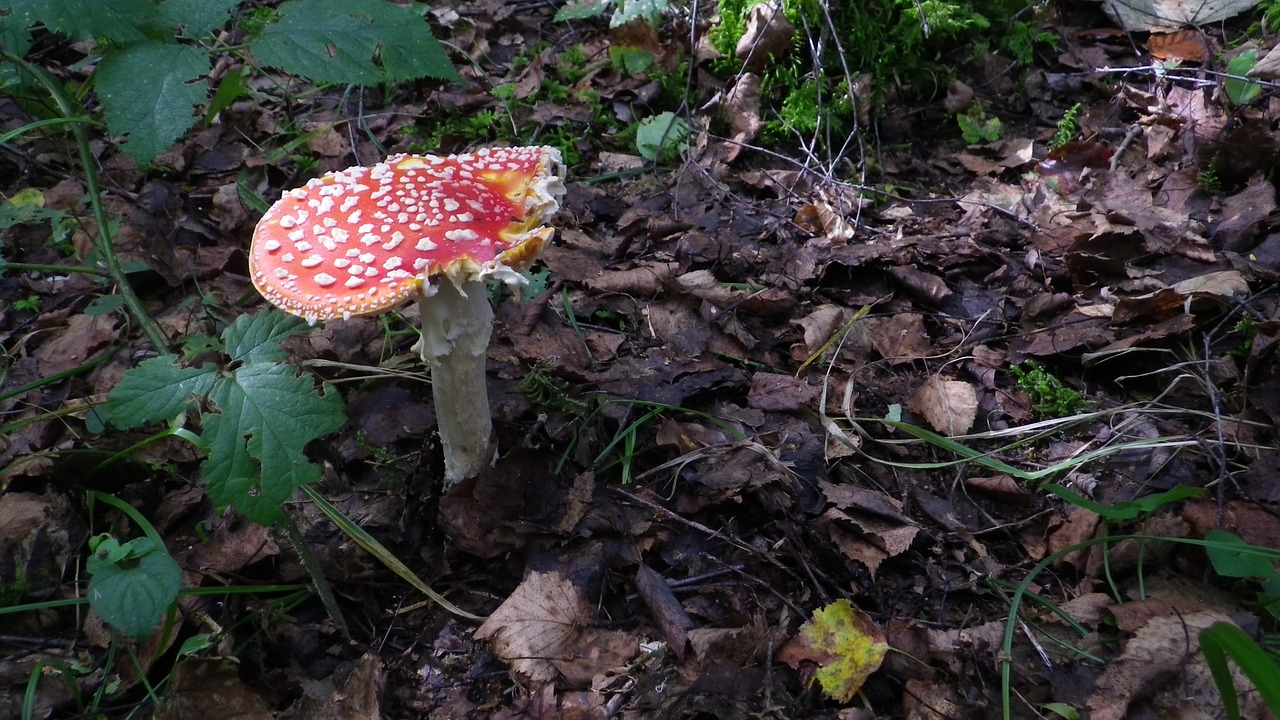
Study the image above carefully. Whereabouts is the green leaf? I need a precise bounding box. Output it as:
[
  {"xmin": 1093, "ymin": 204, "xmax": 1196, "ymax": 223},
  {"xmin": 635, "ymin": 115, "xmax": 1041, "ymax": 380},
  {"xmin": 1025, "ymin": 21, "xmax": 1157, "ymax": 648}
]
[
  {"xmin": 86, "ymin": 535, "xmax": 182, "ymax": 639},
  {"xmin": 204, "ymin": 66, "xmax": 249, "ymax": 124},
  {"xmin": 96, "ymin": 42, "xmax": 210, "ymax": 163},
  {"xmin": 8, "ymin": 0, "xmax": 158, "ymax": 42},
  {"xmin": 1199, "ymin": 621, "xmax": 1280, "ymax": 720},
  {"xmin": 107, "ymin": 356, "xmax": 217, "ymax": 428},
  {"xmin": 1205, "ymin": 529, "xmax": 1276, "ymax": 579},
  {"xmin": 0, "ymin": 10, "xmax": 33, "ymax": 57},
  {"xmin": 222, "ymin": 310, "xmax": 309, "ymax": 364},
  {"xmin": 158, "ymin": 0, "xmax": 243, "ymax": 36},
  {"xmin": 202, "ymin": 361, "xmax": 345, "ymax": 524},
  {"xmin": 1225, "ymin": 50, "xmax": 1261, "ymax": 106},
  {"xmin": 1041, "ymin": 483, "xmax": 1204, "ymax": 522},
  {"xmin": 635, "ymin": 111, "xmax": 688, "ymax": 161},
  {"xmin": 610, "ymin": 0, "xmax": 665, "ymax": 28},
  {"xmin": 554, "ymin": 0, "xmax": 610, "ymax": 21},
  {"xmin": 250, "ymin": 0, "xmax": 459, "ymax": 86}
]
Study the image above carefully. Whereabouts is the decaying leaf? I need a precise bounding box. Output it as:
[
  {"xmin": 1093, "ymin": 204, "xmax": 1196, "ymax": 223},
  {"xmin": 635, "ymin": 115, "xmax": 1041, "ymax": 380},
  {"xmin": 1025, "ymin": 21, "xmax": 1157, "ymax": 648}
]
[
  {"xmin": 780, "ymin": 599, "xmax": 888, "ymax": 703},
  {"xmin": 907, "ymin": 376, "xmax": 978, "ymax": 437},
  {"xmin": 475, "ymin": 570, "xmax": 639, "ymax": 687}
]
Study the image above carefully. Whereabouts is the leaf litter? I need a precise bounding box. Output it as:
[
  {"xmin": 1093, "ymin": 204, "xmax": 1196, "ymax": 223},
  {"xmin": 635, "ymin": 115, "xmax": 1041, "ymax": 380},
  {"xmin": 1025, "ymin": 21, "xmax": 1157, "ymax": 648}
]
[{"xmin": 2, "ymin": 1, "xmax": 1280, "ymax": 719}]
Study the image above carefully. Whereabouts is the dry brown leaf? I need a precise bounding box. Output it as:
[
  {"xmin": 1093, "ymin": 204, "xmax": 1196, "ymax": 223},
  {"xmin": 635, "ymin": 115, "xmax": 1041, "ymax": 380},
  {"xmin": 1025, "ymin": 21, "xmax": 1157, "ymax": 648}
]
[
  {"xmin": 153, "ymin": 659, "xmax": 275, "ymax": 720},
  {"xmin": 475, "ymin": 570, "xmax": 639, "ymax": 688},
  {"xmin": 792, "ymin": 304, "xmax": 851, "ymax": 358},
  {"xmin": 907, "ymin": 377, "xmax": 977, "ymax": 437},
  {"xmin": 1147, "ymin": 29, "xmax": 1210, "ymax": 61},
  {"xmin": 865, "ymin": 314, "xmax": 931, "ymax": 364},
  {"xmin": 1087, "ymin": 611, "xmax": 1268, "ymax": 720},
  {"xmin": 723, "ymin": 73, "xmax": 764, "ymax": 161},
  {"xmin": 735, "ymin": 1, "xmax": 795, "ymax": 71}
]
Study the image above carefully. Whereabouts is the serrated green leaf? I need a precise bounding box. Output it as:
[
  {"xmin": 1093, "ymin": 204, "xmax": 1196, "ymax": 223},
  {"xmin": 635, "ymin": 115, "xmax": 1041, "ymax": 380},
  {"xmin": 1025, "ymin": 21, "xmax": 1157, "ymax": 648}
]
[
  {"xmin": 554, "ymin": 0, "xmax": 610, "ymax": 21},
  {"xmin": 8, "ymin": 0, "xmax": 158, "ymax": 42},
  {"xmin": 202, "ymin": 362, "xmax": 345, "ymax": 524},
  {"xmin": 250, "ymin": 0, "xmax": 459, "ymax": 85},
  {"xmin": 223, "ymin": 310, "xmax": 309, "ymax": 364},
  {"xmin": 107, "ymin": 356, "xmax": 217, "ymax": 429},
  {"xmin": 86, "ymin": 536, "xmax": 182, "ymax": 639},
  {"xmin": 610, "ymin": 0, "xmax": 665, "ymax": 28},
  {"xmin": 96, "ymin": 42, "xmax": 210, "ymax": 163},
  {"xmin": 158, "ymin": 0, "xmax": 243, "ymax": 36}
]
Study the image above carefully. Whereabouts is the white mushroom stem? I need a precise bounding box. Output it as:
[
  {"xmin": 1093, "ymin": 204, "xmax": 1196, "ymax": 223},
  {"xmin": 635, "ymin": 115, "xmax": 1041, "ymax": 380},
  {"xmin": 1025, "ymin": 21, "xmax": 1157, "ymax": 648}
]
[{"xmin": 416, "ymin": 278, "xmax": 495, "ymax": 486}]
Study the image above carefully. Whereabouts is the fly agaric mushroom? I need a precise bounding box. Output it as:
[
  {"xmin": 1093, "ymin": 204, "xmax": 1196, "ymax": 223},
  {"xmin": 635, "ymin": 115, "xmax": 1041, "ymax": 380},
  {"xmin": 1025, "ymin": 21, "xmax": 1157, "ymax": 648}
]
[{"xmin": 249, "ymin": 147, "xmax": 565, "ymax": 486}]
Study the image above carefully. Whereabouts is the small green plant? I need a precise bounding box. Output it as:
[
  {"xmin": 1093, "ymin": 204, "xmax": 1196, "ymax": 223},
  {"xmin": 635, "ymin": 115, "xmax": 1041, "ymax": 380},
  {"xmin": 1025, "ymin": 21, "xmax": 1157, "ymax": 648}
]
[
  {"xmin": 107, "ymin": 311, "xmax": 345, "ymax": 525},
  {"xmin": 1010, "ymin": 361, "xmax": 1089, "ymax": 418},
  {"xmin": 1050, "ymin": 102, "xmax": 1083, "ymax": 149},
  {"xmin": 957, "ymin": 105, "xmax": 1002, "ymax": 144},
  {"xmin": 1229, "ymin": 317, "xmax": 1258, "ymax": 361},
  {"xmin": 520, "ymin": 365, "xmax": 591, "ymax": 415},
  {"xmin": 12, "ymin": 294, "xmax": 39, "ymax": 312},
  {"xmin": 1199, "ymin": 152, "xmax": 1225, "ymax": 192},
  {"xmin": 86, "ymin": 533, "xmax": 181, "ymax": 640}
]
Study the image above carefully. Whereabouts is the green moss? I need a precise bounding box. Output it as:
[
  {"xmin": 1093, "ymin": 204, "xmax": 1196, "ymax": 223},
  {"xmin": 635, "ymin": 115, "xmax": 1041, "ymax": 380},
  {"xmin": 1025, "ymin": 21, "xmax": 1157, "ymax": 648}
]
[
  {"xmin": 1011, "ymin": 361, "xmax": 1090, "ymax": 418},
  {"xmin": 0, "ymin": 580, "xmax": 28, "ymax": 607}
]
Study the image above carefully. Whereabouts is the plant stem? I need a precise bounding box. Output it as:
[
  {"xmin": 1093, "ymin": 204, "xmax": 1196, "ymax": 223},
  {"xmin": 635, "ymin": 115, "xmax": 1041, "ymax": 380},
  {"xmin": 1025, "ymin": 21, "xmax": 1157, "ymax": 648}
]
[
  {"xmin": 1, "ymin": 50, "xmax": 170, "ymax": 354},
  {"xmin": 280, "ymin": 514, "xmax": 350, "ymax": 640},
  {"xmin": 0, "ymin": 261, "xmax": 109, "ymax": 276}
]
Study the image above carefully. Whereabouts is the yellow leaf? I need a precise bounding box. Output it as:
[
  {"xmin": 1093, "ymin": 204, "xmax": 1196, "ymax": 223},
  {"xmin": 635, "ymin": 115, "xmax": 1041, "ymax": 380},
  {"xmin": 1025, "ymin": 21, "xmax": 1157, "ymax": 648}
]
[{"xmin": 800, "ymin": 598, "xmax": 888, "ymax": 703}]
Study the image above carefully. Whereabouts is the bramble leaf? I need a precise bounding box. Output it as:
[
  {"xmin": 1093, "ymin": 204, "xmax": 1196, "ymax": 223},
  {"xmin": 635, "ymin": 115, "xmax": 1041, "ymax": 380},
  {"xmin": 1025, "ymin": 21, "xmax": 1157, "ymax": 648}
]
[
  {"xmin": 202, "ymin": 357, "xmax": 346, "ymax": 525},
  {"xmin": 107, "ymin": 356, "xmax": 217, "ymax": 428},
  {"xmin": 250, "ymin": 0, "xmax": 459, "ymax": 85},
  {"xmin": 96, "ymin": 42, "xmax": 210, "ymax": 163},
  {"xmin": 158, "ymin": 0, "xmax": 244, "ymax": 36},
  {"xmin": 8, "ymin": 0, "xmax": 158, "ymax": 43},
  {"xmin": 222, "ymin": 310, "xmax": 309, "ymax": 364},
  {"xmin": 800, "ymin": 599, "xmax": 888, "ymax": 703}
]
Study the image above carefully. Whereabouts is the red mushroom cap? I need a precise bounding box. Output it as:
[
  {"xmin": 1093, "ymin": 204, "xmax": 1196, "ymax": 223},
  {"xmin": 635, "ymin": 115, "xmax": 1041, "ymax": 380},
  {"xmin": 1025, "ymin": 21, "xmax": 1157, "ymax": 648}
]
[{"xmin": 250, "ymin": 146, "xmax": 565, "ymax": 322}]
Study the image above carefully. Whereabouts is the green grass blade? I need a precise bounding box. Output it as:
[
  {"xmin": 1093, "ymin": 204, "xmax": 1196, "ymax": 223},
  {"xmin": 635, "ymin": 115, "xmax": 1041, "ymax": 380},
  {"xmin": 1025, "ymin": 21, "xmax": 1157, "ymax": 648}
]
[
  {"xmin": 1199, "ymin": 621, "xmax": 1280, "ymax": 720},
  {"xmin": 301, "ymin": 485, "xmax": 481, "ymax": 621}
]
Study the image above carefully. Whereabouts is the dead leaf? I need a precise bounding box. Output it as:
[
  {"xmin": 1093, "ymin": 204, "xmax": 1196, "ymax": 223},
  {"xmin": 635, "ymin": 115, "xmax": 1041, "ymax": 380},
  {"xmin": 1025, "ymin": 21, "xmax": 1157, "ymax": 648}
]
[
  {"xmin": 865, "ymin": 314, "xmax": 931, "ymax": 364},
  {"xmin": 154, "ymin": 659, "xmax": 275, "ymax": 720},
  {"xmin": 779, "ymin": 599, "xmax": 887, "ymax": 703},
  {"xmin": 475, "ymin": 570, "xmax": 639, "ymax": 688},
  {"xmin": 735, "ymin": 1, "xmax": 794, "ymax": 71},
  {"xmin": 723, "ymin": 73, "xmax": 764, "ymax": 161},
  {"xmin": 1087, "ymin": 611, "xmax": 1267, "ymax": 720},
  {"xmin": 1094, "ymin": 0, "xmax": 1261, "ymax": 32},
  {"xmin": 1147, "ymin": 29, "xmax": 1210, "ymax": 62},
  {"xmin": 747, "ymin": 372, "xmax": 818, "ymax": 412},
  {"xmin": 907, "ymin": 377, "xmax": 977, "ymax": 436}
]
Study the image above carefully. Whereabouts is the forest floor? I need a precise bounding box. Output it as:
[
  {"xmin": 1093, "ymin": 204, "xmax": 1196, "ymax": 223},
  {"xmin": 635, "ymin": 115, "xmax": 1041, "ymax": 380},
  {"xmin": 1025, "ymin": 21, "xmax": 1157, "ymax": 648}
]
[{"xmin": 2, "ymin": 1, "xmax": 1280, "ymax": 719}]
